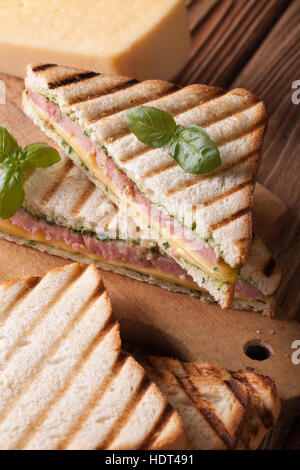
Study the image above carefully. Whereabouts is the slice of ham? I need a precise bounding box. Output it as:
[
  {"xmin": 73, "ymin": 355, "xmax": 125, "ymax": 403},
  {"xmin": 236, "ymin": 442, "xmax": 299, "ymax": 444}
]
[
  {"xmin": 28, "ymin": 90, "xmax": 220, "ymax": 267},
  {"xmin": 10, "ymin": 209, "xmax": 194, "ymax": 281},
  {"xmin": 9, "ymin": 209, "xmax": 264, "ymax": 301},
  {"xmin": 234, "ymin": 281, "xmax": 264, "ymax": 300}
]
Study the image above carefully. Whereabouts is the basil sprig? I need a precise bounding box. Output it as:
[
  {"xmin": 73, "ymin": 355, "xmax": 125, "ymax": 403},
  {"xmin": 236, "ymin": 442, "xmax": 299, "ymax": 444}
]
[
  {"xmin": 0, "ymin": 126, "xmax": 61, "ymax": 219},
  {"xmin": 126, "ymin": 106, "xmax": 221, "ymax": 174}
]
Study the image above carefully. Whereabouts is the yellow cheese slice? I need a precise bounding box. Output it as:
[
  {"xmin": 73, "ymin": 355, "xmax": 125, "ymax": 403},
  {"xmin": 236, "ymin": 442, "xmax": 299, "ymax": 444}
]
[
  {"xmin": 48, "ymin": 118, "xmax": 238, "ymax": 285},
  {"xmin": 0, "ymin": 218, "xmax": 205, "ymax": 293},
  {"xmin": 0, "ymin": 219, "xmax": 261, "ymax": 303},
  {"xmin": 0, "ymin": 0, "xmax": 189, "ymax": 80}
]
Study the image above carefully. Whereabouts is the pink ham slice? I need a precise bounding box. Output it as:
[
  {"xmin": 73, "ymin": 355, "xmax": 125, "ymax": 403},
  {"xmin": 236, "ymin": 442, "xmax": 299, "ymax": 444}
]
[
  {"xmin": 234, "ymin": 281, "xmax": 264, "ymax": 300},
  {"xmin": 10, "ymin": 209, "xmax": 193, "ymax": 281},
  {"xmin": 27, "ymin": 92, "xmax": 267, "ymax": 302},
  {"xmin": 28, "ymin": 90, "xmax": 220, "ymax": 267},
  {"xmin": 9, "ymin": 208, "xmax": 264, "ymax": 301}
]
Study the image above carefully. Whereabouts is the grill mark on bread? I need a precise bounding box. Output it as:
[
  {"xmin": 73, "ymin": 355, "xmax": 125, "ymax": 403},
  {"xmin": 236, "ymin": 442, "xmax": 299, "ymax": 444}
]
[
  {"xmin": 145, "ymin": 358, "xmax": 279, "ymax": 450},
  {"xmin": 141, "ymin": 146, "xmax": 255, "ymax": 180},
  {"xmin": 18, "ymin": 321, "xmax": 118, "ymax": 450},
  {"xmin": 233, "ymin": 373, "xmax": 275, "ymax": 429},
  {"xmin": 177, "ymin": 376, "xmax": 236, "ymax": 449},
  {"xmin": 225, "ymin": 379, "xmax": 248, "ymax": 409},
  {"xmin": 263, "ymin": 258, "xmax": 276, "ymax": 277},
  {"xmin": 48, "ymin": 72, "xmax": 101, "ymax": 90},
  {"xmin": 179, "ymin": 362, "xmax": 193, "ymax": 375},
  {"xmin": 41, "ymin": 159, "xmax": 74, "ymax": 205},
  {"xmin": 142, "ymin": 161, "xmax": 177, "ymax": 178},
  {"xmin": 212, "ymin": 120, "xmax": 267, "ymax": 148},
  {"xmin": 14, "ymin": 297, "xmax": 115, "ymax": 450},
  {"xmin": 0, "ymin": 277, "xmax": 40, "ymax": 325},
  {"xmin": 0, "ymin": 265, "xmax": 88, "ymax": 423},
  {"xmin": 1, "ymin": 265, "xmax": 86, "ymax": 376},
  {"xmin": 57, "ymin": 351, "xmax": 129, "ymax": 450},
  {"xmin": 166, "ymin": 152, "xmax": 257, "ymax": 197},
  {"xmin": 104, "ymin": 88, "xmax": 224, "ymax": 144},
  {"xmin": 69, "ymin": 79, "xmax": 140, "ymax": 105},
  {"xmin": 140, "ymin": 404, "xmax": 175, "ymax": 450},
  {"xmin": 211, "ymin": 207, "xmax": 251, "ymax": 231},
  {"xmin": 89, "ymin": 84, "xmax": 179, "ymax": 123},
  {"xmin": 201, "ymin": 178, "xmax": 255, "ymax": 208},
  {"xmin": 71, "ymin": 183, "xmax": 96, "ymax": 216},
  {"xmin": 32, "ymin": 64, "xmax": 57, "ymax": 73},
  {"xmin": 171, "ymin": 96, "xmax": 260, "ymax": 134},
  {"xmin": 117, "ymin": 102, "xmax": 264, "ymax": 165},
  {"xmin": 120, "ymin": 121, "xmax": 263, "ymax": 182},
  {"xmin": 23, "ymin": 169, "xmax": 36, "ymax": 183},
  {"xmin": 97, "ymin": 375, "xmax": 152, "ymax": 449},
  {"xmin": 120, "ymin": 145, "xmax": 154, "ymax": 163}
]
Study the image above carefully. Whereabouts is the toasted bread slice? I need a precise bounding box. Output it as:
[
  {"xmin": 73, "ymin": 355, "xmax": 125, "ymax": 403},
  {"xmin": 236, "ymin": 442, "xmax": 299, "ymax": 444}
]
[
  {"xmin": 25, "ymin": 63, "xmax": 268, "ymax": 307},
  {"xmin": 141, "ymin": 357, "xmax": 281, "ymax": 450},
  {"xmin": 0, "ymin": 264, "xmax": 186, "ymax": 450},
  {"xmin": 22, "ymin": 89, "xmax": 235, "ymax": 308},
  {"xmin": 0, "ymin": 144, "xmax": 280, "ymax": 315}
]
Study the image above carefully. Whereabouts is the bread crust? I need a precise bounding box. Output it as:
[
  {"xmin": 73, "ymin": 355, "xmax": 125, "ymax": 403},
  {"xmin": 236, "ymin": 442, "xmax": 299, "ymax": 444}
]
[
  {"xmin": 0, "ymin": 263, "xmax": 186, "ymax": 450},
  {"xmin": 141, "ymin": 357, "xmax": 281, "ymax": 450}
]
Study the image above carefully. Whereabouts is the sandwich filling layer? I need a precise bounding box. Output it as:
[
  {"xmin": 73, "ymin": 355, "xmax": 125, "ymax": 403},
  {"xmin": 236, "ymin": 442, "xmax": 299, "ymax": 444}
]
[
  {"xmin": 0, "ymin": 209, "xmax": 266, "ymax": 304},
  {"xmin": 27, "ymin": 90, "xmax": 238, "ymax": 286}
]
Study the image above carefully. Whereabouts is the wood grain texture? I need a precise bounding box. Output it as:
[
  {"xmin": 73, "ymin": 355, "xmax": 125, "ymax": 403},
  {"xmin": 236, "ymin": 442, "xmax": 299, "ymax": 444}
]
[
  {"xmin": 180, "ymin": 0, "xmax": 292, "ymax": 87},
  {"xmin": 232, "ymin": 0, "xmax": 300, "ymax": 321}
]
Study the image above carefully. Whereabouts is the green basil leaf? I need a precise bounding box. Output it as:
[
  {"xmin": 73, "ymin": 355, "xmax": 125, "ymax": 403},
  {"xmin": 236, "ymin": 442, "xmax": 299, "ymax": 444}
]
[
  {"xmin": 126, "ymin": 106, "xmax": 176, "ymax": 148},
  {"xmin": 0, "ymin": 168, "xmax": 24, "ymax": 219},
  {"xmin": 23, "ymin": 143, "xmax": 61, "ymax": 170},
  {"xmin": 0, "ymin": 125, "xmax": 19, "ymax": 164},
  {"xmin": 169, "ymin": 125, "xmax": 221, "ymax": 174}
]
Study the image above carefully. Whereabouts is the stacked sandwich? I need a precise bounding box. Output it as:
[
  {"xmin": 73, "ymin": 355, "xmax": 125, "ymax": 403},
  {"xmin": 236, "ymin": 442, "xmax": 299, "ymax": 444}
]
[
  {"xmin": 0, "ymin": 64, "xmax": 281, "ymax": 314},
  {"xmin": 0, "ymin": 263, "xmax": 280, "ymax": 450}
]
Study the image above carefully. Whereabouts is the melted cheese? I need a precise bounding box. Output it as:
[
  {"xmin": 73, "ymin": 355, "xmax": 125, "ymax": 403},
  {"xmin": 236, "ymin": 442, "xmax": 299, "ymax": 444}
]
[
  {"xmin": 0, "ymin": 219, "xmax": 260, "ymax": 303},
  {"xmin": 50, "ymin": 119, "xmax": 238, "ymax": 285},
  {"xmin": 0, "ymin": 218, "xmax": 204, "ymax": 292},
  {"xmin": 0, "ymin": 0, "xmax": 189, "ymax": 80}
]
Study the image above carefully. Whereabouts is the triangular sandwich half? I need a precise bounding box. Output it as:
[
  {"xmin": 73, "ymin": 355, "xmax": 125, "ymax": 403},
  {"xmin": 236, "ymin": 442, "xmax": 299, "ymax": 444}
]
[
  {"xmin": 141, "ymin": 356, "xmax": 281, "ymax": 450},
  {"xmin": 0, "ymin": 263, "xmax": 186, "ymax": 450},
  {"xmin": 24, "ymin": 64, "xmax": 268, "ymax": 308},
  {"xmin": 0, "ymin": 150, "xmax": 281, "ymax": 316}
]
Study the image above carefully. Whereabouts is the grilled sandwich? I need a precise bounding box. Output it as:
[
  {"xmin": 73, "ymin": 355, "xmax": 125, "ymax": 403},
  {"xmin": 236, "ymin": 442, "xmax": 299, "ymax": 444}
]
[
  {"xmin": 0, "ymin": 263, "xmax": 280, "ymax": 450},
  {"xmin": 0, "ymin": 150, "xmax": 281, "ymax": 316},
  {"xmin": 0, "ymin": 263, "xmax": 186, "ymax": 450},
  {"xmin": 24, "ymin": 64, "xmax": 268, "ymax": 308},
  {"xmin": 141, "ymin": 356, "xmax": 281, "ymax": 450}
]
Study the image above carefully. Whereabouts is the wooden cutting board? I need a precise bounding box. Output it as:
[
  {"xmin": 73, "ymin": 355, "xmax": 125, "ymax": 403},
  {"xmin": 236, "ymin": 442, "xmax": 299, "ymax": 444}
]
[{"xmin": 0, "ymin": 74, "xmax": 299, "ymax": 449}]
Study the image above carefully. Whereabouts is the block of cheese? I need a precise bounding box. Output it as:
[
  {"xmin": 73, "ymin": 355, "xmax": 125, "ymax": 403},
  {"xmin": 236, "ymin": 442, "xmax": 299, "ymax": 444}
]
[{"xmin": 0, "ymin": 0, "xmax": 190, "ymax": 80}]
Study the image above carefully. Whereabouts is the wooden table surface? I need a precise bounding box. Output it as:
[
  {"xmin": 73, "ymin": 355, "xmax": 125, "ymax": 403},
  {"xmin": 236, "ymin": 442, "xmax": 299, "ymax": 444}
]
[
  {"xmin": 183, "ymin": 0, "xmax": 300, "ymax": 448},
  {"xmin": 182, "ymin": 0, "xmax": 300, "ymax": 323}
]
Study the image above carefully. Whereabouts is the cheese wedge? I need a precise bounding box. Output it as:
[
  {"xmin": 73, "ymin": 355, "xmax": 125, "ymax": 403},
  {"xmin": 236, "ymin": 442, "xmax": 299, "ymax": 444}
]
[{"xmin": 0, "ymin": 0, "xmax": 190, "ymax": 80}]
